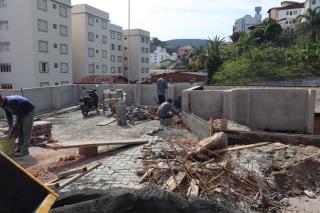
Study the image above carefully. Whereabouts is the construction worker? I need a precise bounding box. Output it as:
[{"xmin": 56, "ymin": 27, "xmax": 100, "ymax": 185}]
[
  {"xmin": 0, "ymin": 95, "xmax": 35, "ymax": 157},
  {"xmin": 157, "ymin": 98, "xmax": 179, "ymax": 119},
  {"xmin": 156, "ymin": 73, "xmax": 168, "ymax": 105}
]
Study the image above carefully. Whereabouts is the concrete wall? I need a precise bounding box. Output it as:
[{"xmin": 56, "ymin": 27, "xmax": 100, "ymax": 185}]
[
  {"xmin": 182, "ymin": 112, "xmax": 208, "ymax": 140},
  {"xmin": 183, "ymin": 88, "xmax": 316, "ymax": 133}
]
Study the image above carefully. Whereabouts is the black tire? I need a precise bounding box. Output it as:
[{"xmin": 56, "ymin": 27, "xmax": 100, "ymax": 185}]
[{"xmin": 81, "ymin": 106, "xmax": 89, "ymax": 117}]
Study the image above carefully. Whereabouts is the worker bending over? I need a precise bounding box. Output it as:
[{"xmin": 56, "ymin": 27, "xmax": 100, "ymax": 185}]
[
  {"xmin": 0, "ymin": 95, "xmax": 35, "ymax": 157},
  {"xmin": 156, "ymin": 98, "xmax": 179, "ymax": 119}
]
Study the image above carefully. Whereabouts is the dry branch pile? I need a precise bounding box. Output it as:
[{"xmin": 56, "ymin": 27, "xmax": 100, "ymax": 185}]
[{"xmin": 139, "ymin": 135, "xmax": 282, "ymax": 211}]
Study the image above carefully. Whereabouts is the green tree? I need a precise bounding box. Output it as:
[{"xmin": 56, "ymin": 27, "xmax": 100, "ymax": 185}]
[
  {"xmin": 296, "ymin": 7, "xmax": 320, "ymax": 43},
  {"xmin": 206, "ymin": 36, "xmax": 225, "ymax": 84},
  {"xmin": 236, "ymin": 33, "xmax": 256, "ymax": 55},
  {"xmin": 264, "ymin": 19, "xmax": 283, "ymax": 43}
]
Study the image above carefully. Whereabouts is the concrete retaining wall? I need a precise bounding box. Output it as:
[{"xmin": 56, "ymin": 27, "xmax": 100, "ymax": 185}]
[
  {"xmin": 183, "ymin": 88, "xmax": 316, "ymax": 133},
  {"xmin": 182, "ymin": 112, "xmax": 209, "ymax": 139}
]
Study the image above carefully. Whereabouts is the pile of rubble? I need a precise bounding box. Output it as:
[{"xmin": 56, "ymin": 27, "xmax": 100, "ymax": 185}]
[
  {"xmin": 31, "ymin": 121, "xmax": 53, "ymax": 145},
  {"xmin": 138, "ymin": 131, "xmax": 320, "ymax": 212}
]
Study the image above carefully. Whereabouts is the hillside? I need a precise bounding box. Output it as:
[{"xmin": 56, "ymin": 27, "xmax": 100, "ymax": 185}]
[{"xmin": 165, "ymin": 39, "xmax": 208, "ymax": 48}]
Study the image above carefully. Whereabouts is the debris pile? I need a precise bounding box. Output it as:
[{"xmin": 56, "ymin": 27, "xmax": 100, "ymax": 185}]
[{"xmin": 139, "ymin": 133, "xmax": 320, "ymax": 211}]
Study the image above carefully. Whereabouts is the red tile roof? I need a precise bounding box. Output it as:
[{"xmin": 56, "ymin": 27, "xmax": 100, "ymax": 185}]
[
  {"xmin": 74, "ymin": 75, "xmax": 128, "ymax": 84},
  {"xmin": 268, "ymin": 2, "xmax": 304, "ymax": 13},
  {"xmin": 151, "ymin": 72, "xmax": 206, "ymax": 83}
]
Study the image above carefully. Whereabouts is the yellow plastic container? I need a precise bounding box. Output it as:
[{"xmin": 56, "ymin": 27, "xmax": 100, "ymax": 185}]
[{"xmin": 0, "ymin": 135, "xmax": 15, "ymax": 157}]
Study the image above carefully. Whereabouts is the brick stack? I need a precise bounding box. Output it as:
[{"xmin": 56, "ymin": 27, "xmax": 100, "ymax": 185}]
[{"xmin": 31, "ymin": 121, "xmax": 52, "ymax": 145}]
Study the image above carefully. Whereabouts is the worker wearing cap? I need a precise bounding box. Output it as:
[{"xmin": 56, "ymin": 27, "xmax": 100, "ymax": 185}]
[{"xmin": 0, "ymin": 95, "xmax": 35, "ymax": 157}]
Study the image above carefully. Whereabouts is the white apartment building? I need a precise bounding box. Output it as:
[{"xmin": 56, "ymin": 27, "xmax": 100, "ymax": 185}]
[
  {"xmin": 268, "ymin": 1, "xmax": 304, "ymax": 29},
  {"xmin": 0, "ymin": 0, "xmax": 73, "ymax": 89},
  {"xmin": 123, "ymin": 29, "xmax": 150, "ymax": 82},
  {"xmin": 233, "ymin": 7, "xmax": 262, "ymax": 33},
  {"xmin": 303, "ymin": 0, "xmax": 320, "ymax": 14},
  {"xmin": 109, "ymin": 24, "xmax": 123, "ymax": 76},
  {"xmin": 150, "ymin": 46, "xmax": 167, "ymax": 68},
  {"xmin": 71, "ymin": 4, "xmax": 110, "ymax": 81}
]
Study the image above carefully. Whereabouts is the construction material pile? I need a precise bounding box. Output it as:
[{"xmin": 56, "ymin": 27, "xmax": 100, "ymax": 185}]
[
  {"xmin": 139, "ymin": 132, "xmax": 320, "ymax": 212},
  {"xmin": 31, "ymin": 121, "xmax": 52, "ymax": 145}
]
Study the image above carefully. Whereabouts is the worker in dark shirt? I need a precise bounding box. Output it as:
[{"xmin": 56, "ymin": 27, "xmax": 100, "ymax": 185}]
[
  {"xmin": 0, "ymin": 95, "xmax": 35, "ymax": 157},
  {"xmin": 156, "ymin": 74, "xmax": 168, "ymax": 105},
  {"xmin": 157, "ymin": 98, "xmax": 179, "ymax": 119}
]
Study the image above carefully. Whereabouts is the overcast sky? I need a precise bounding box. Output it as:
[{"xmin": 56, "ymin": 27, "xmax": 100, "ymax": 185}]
[{"xmin": 71, "ymin": 0, "xmax": 284, "ymax": 41}]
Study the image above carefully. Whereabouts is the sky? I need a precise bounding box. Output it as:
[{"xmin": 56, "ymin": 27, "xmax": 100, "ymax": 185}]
[{"xmin": 71, "ymin": 0, "xmax": 285, "ymax": 41}]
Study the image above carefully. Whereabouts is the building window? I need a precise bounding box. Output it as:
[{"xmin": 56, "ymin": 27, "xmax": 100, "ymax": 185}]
[
  {"xmin": 102, "ymin": 50, "xmax": 107, "ymax": 58},
  {"xmin": 96, "ymin": 65, "xmax": 99, "ymax": 69},
  {"xmin": 53, "ymin": 24, "xmax": 57, "ymax": 29},
  {"xmin": 111, "ymin": 32, "xmax": 115, "ymax": 39},
  {"xmin": 53, "ymin": 43, "xmax": 58, "ymax": 48},
  {"xmin": 125, "ymin": 67, "xmax": 128, "ymax": 71},
  {"xmin": 60, "ymin": 44, "xmax": 68, "ymax": 55},
  {"xmin": 59, "ymin": 25, "xmax": 68, "ymax": 36},
  {"xmin": 102, "ymin": 20, "xmax": 107, "ymax": 29},
  {"xmin": 141, "ymin": 58, "xmax": 145, "ymax": 63},
  {"xmin": 0, "ymin": 21, "xmax": 9, "ymax": 32},
  {"xmin": 96, "ymin": 18, "xmax": 99, "ymax": 23},
  {"xmin": 141, "ymin": 67, "xmax": 145, "ymax": 73},
  {"xmin": 59, "ymin": 5, "xmax": 67, "ymax": 17},
  {"xmin": 0, "ymin": 64, "xmax": 11, "ymax": 72},
  {"xmin": 141, "ymin": 77, "xmax": 145, "ymax": 81},
  {"xmin": 96, "ymin": 34, "xmax": 99, "ymax": 39},
  {"xmin": 290, "ymin": 11, "xmax": 293, "ymax": 15},
  {"xmin": 102, "ymin": 35, "xmax": 107, "ymax": 44},
  {"xmin": 111, "ymin": 55, "xmax": 115, "ymax": 62},
  {"xmin": 40, "ymin": 82, "xmax": 50, "ymax": 87},
  {"xmin": 111, "ymin": 67, "xmax": 115, "ymax": 73},
  {"xmin": 146, "ymin": 68, "xmax": 149, "ymax": 73},
  {"xmin": 312, "ymin": 0, "xmax": 316, "ymax": 4},
  {"xmin": 61, "ymin": 81, "xmax": 69, "ymax": 85},
  {"xmin": 88, "ymin": 32, "xmax": 94, "ymax": 41},
  {"xmin": 118, "ymin": 67, "xmax": 122, "ymax": 73},
  {"xmin": 38, "ymin": 40, "xmax": 48, "ymax": 53},
  {"xmin": 88, "ymin": 15, "xmax": 94, "ymax": 25},
  {"xmin": 37, "ymin": 0, "xmax": 47, "ymax": 11},
  {"xmin": 2, "ymin": 84, "xmax": 12, "ymax": 89},
  {"xmin": 117, "ymin": 34, "xmax": 122, "ymax": 40},
  {"xmin": 89, "ymin": 64, "xmax": 94, "ymax": 73},
  {"xmin": 118, "ymin": 45, "xmax": 122, "ymax": 51},
  {"xmin": 55, "ymin": 82, "xmax": 59, "ymax": 86},
  {"xmin": 38, "ymin": 19, "xmax": 48, "ymax": 32},
  {"xmin": 111, "ymin": 44, "xmax": 115, "ymax": 50},
  {"xmin": 102, "ymin": 65, "xmax": 107, "ymax": 73},
  {"xmin": 0, "ymin": 0, "xmax": 7, "ymax": 8},
  {"xmin": 118, "ymin": 56, "xmax": 122, "ymax": 62},
  {"xmin": 146, "ymin": 37, "xmax": 149, "ymax": 44},
  {"xmin": 146, "ymin": 58, "xmax": 149, "ymax": 63},
  {"xmin": 0, "ymin": 42, "xmax": 9, "ymax": 52},
  {"xmin": 125, "ymin": 57, "xmax": 128, "ymax": 60},
  {"xmin": 96, "ymin": 49, "xmax": 99, "ymax": 54},
  {"xmin": 141, "ymin": 36, "xmax": 145, "ymax": 43},
  {"xmin": 54, "ymin": 63, "xmax": 58, "ymax": 68},
  {"xmin": 124, "ymin": 47, "xmax": 127, "ymax": 50},
  {"xmin": 293, "ymin": 10, "xmax": 298, "ymax": 15},
  {"xmin": 88, "ymin": 48, "xmax": 94, "ymax": 57},
  {"xmin": 60, "ymin": 63, "xmax": 68, "ymax": 73},
  {"xmin": 141, "ymin": 47, "xmax": 145, "ymax": 53},
  {"xmin": 52, "ymin": 3, "xmax": 56, "ymax": 9},
  {"xmin": 39, "ymin": 62, "xmax": 49, "ymax": 73},
  {"xmin": 146, "ymin": 48, "xmax": 149, "ymax": 53}
]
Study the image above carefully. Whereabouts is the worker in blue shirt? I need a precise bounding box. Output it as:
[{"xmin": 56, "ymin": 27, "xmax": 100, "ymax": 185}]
[{"xmin": 0, "ymin": 95, "xmax": 35, "ymax": 157}]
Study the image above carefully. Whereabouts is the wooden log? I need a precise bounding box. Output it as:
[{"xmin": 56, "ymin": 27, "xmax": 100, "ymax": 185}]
[
  {"xmin": 56, "ymin": 167, "xmax": 88, "ymax": 179},
  {"xmin": 45, "ymin": 139, "xmax": 149, "ymax": 150},
  {"xmin": 79, "ymin": 146, "xmax": 98, "ymax": 156},
  {"xmin": 187, "ymin": 179, "xmax": 199, "ymax": 196},
  {"xmin": 161, "ymin": 172, "xmax": 186, "ymax": 192},
  {"xmin": 57, "ymin": 163, "xmax": 102, "ymax": 191},
  {"xmin": 139, "ymin": 168, "xmax": 154, "ymax": 183},
  {"xmin": 211, "ymin": 142, "xmax": 271, "ymax": 155},
  {"xmin": 45, "ymin": 182, "xmax": 60, "ymax": 191},
  {"xmin": 96, "ymin": 118, "xmax": 116, "ymax": 126}
]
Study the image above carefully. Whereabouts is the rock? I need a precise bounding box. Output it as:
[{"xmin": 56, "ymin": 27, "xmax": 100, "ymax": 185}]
[
  {"xmin": 304, "ymin": 190, "xmax": 316, "ymax": 198},
  {"xmin": 280, "ymin": 198, "xmax": 289, "ymax": 207}
]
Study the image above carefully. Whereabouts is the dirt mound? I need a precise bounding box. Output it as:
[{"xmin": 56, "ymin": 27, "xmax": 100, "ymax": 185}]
[
  {"xmin": 271, "ymin": 156, "xmax": 320, "ymax": 195},
  {"xmin": 51, "ymin": 188, "xmax": 236, "ymax": 213}
]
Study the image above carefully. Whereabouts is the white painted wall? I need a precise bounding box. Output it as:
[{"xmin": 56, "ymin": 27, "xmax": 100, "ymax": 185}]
[
  {"xmin": 109, "ymin": 24, "xmax": 123, "ymax": 76},
  {"xmin": 150, "ymin": 46, "xmax": 167, "ymax": 68},
  {"xmin": 278, "ymin": 8, "xmax": 303, "ymax": 29},
  {"xmin": 0, "ymin": 0, "xmax": 73, "ymax": 89}
]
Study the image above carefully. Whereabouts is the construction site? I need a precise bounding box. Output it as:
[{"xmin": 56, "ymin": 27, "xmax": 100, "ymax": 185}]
[{"xmin": 1, "ymin": 83, "xmax": 320, "ymax": 213}]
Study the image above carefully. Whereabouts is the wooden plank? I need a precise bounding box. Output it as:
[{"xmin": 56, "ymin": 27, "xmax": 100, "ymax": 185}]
[
  {"xmin": 57, "ymin": 163, "xmax": 101, "ymax": 191},
  {"xmin": 56, "ymin": 166, "xmax": 87, "ymax": 179},
  {"xmin": 96, "ymin": 118, "xmax": 116, "ymax": 126},
  {"xmin": 187, "ymin": 179, "xmax": 199, "ymax": 196},
  {"xmin": 212, "ymin": 142, "xmax": 271, "ymax": 155},
  {"xmin": 45, "ymin": 182, "xmax": 60, "ymax": 191},
  {"xmin": 161, "ymin": 172, "xmax": 186, "ymax": 192},
  {"xmin": 139, "ymin": 168, "xmax": 154, "ymax": 183},
  {"xmin": 45, "ymin": 139, "xmax": 149, "ymax": 150},
  {"xmin": 35, "ymin": 194, "xmax": 57, "ymax": 213}
]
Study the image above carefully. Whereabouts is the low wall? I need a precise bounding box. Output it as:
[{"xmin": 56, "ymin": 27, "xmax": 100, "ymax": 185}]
[
  {"xmin": 182, "ymin": 112, "xmax": 208, "ymax": 139},
  {"xmin": 183, "ymin": 88, "xmax": 316, "ymax": 134},
  {"xmin": 0, "ymin": 83, "xmax": 201, "ymax": 117}
]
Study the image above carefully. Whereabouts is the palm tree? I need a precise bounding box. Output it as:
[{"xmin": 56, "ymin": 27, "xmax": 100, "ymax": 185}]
[
  {"xmin": 236, "ymin": 33, "xmax": 256, "ymax": 55},
  {"xmin": 206, "ymin": 36, "xmax": 225, "ymax": 84},
  {"xmin": 297, "ymin": 7, "xmax": 320, "ymax": 43}
]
